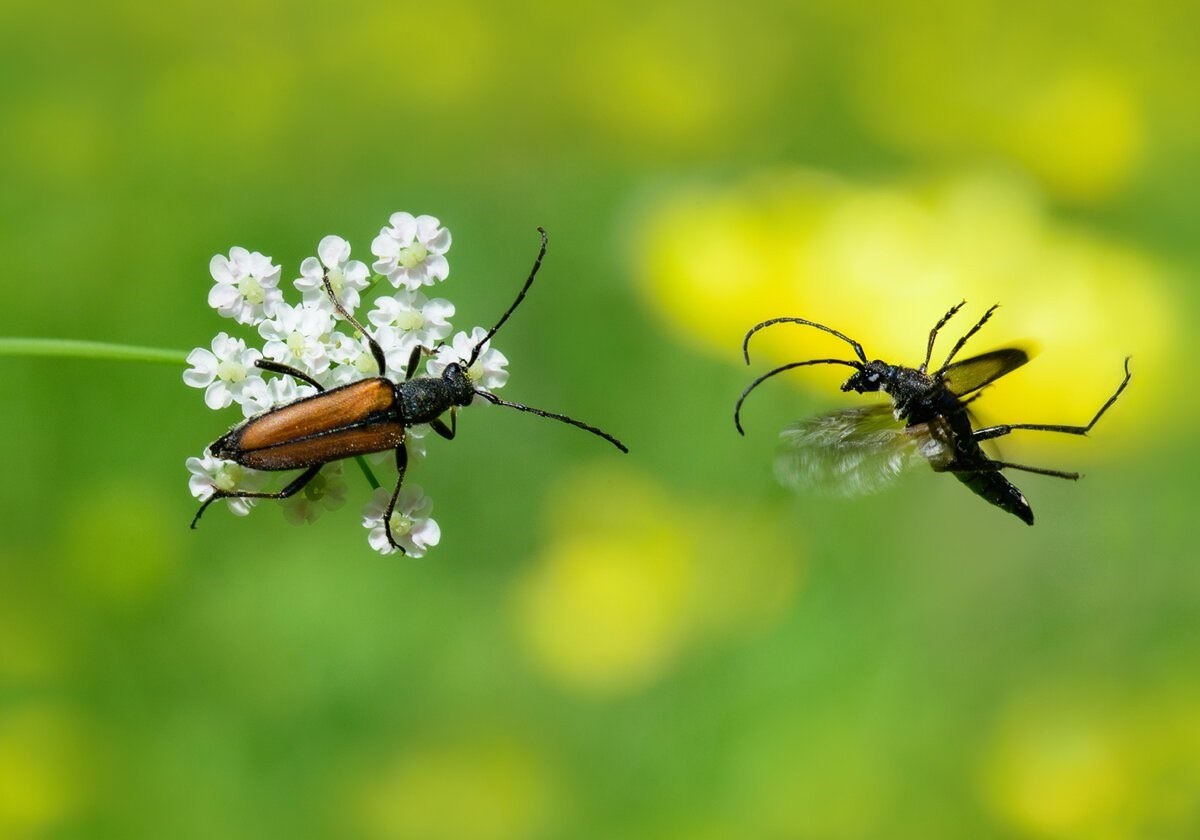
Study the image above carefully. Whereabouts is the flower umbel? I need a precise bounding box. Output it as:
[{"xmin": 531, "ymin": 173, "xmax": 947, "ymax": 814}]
[
  {"xmin": 362, "ymin": 485, "xmax": 441, "ymax": 557},
  {"xmin": 182, "ymin": 332, "xmax": 265, "ymax": 412},
  {"xmin": 186, "ymin": 453, "xmax": 267, "ymax": 517},
  {"xmin": 185, "ymin": 211, "xmax": 510, "ymax": 557},
  {"xmin": 296, "ymin": 235, "xmax": 371, "ymax": 314},
  {"xmin": 368, "ymin": 289, "xmax": 456, "ymax": 369},
  {"xmin": 282, "ymin": 462, "xmax": 348, "ymax": 525},
  {"xmin": 371, "ymin": 212, "xmax": 452, "ymax": 289},
  {"xmin": 258, "ymin": 302, "xmax": 336, "ymax": 377},
  {"xmin": 208, "ymin": 247, "xmax": 283, "ymax": 325}
]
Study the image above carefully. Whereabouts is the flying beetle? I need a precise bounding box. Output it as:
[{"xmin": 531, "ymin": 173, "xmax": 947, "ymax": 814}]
[
  {"xmin": 191, "ymin": 227, "xmax": 628, "ymax": 550},
  {"xmin": 733, "ymin": 302, "xmax": 1132, "ymax": 524}
]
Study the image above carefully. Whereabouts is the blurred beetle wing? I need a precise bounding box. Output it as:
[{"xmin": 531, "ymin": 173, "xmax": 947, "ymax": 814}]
[{"xmin": 775, "ymin": 405, "xmax": 946, "ymax": 497}]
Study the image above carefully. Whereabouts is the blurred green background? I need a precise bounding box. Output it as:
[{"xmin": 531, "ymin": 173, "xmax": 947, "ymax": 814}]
[{"xmin": 2, "ymin": 1, "xmax": 1198, "ymax": 837}]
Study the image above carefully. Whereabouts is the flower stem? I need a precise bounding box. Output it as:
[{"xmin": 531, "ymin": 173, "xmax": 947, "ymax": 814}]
[
  {"xmin": 0, "ymin": 338, "xmax": 188, "ymax": 366},
  {"xmin": 354, "ymin": 456, "xmax": 381, "ymax": 490}
]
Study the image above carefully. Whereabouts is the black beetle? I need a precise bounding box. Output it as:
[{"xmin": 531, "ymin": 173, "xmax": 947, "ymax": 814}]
[{"xmin": 735, "ymin": 302, "xmax": 1131, "ymax": 524}]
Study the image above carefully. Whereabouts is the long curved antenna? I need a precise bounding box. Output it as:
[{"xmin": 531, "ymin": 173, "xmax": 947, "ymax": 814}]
[
  {"xmin": 474, "ymin": 388, "xmax": 628, "ymax": 453},
  {"xmin": 466, "ymin": 227, "xmax": 549, "ymax": 369},
  {"xmin": 742, "ymin": 317, "xmax": 868, "ymax": 365},
  {"xmin": 734, "ymin": 358, "xmax": 862, "ymax": 435}
]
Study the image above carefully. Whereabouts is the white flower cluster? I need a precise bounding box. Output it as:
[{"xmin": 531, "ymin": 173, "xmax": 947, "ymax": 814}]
[{"xmin": 184, "ymin": 212, "xmax": 509, "ymax": 556}]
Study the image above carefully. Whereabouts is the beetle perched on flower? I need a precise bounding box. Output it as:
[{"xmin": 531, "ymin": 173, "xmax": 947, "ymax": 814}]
[{"xmin": 185, "ymin": 214, "xmax": 626, "ymax": 556}]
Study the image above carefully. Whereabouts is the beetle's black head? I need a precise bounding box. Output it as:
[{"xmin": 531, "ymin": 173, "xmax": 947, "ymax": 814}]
[
  {"xmin": 841, "ymin": 360, "xmax": 891, "ymax": 393},
  {"xmin": 442, "ymin": 362, "xmax": 476, "ymax": 406}
]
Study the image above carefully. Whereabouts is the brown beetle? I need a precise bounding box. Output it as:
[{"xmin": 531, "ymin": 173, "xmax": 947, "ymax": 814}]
[{"xmin": 191, "ymin": 228, "xmax": 627, "ymax": 551}]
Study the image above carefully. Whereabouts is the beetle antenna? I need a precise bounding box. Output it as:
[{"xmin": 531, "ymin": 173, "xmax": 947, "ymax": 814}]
[
  {"xmin": 742, "ymin": 317, "xmax": 868, "ymax": 365},
  {"xmin": 466, "ymin": 227, "xmax": 549, "ymax": 369},
  {"xmin": 734, "ymin": 358, "xmax": 863, "ymax": 435},
  {"xmin": 473, "ymin": 387, "xmax": 628, "ymax": 453}
]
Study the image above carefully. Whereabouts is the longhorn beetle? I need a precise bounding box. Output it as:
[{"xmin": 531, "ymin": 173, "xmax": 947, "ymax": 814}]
[
  {"xmin": 192, "ymin": 227, "xmax": 628, "ymax": 550},
  {"xmin": 734, "ymin": 302, "xmax": 1131, "ymax": 524}
]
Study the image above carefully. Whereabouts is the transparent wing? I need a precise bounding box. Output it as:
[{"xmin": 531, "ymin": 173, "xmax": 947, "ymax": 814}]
[
  {"xmin": 774, "ymin": 405, "xmax": 950, "ymax": 497},
  {"xmin": 939, "ymin": 347, "xmax": 1030, "ymax": 396}
]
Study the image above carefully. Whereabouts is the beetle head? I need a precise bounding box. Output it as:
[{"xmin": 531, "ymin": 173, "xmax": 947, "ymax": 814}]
[
  {"xmin": 441, "ymin": 362, "xmax": 476, "ymax": 406},
  {"xmin": 841, "ymin": 360, "xmax": 890, "ymax": 393}
]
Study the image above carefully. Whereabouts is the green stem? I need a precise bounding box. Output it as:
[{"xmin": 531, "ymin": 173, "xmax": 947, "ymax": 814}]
[
  {"xmin": 0, "ymin": 338, "xmax": 188, "ymax": 365},
  {"xmin": 354, "ymin": 456, "xmax": 381, "ymax": 490}
]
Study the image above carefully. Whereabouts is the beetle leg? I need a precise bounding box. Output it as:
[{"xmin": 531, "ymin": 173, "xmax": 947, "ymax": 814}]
[
  {"xmin": 383, "ymin": 442, "xmax": 409, "ymax": 553},
  {"xmin": 405, "ymin": 345, "xmax": 423, "ymax": 381},
  {"xmin": 320, "ymin": 269, "xmax": 388, "ymax": 376},
  {"xmin": 939, "ymin": 303, "xmax": 999, "ymax": 370},
  {"xmin": 973, "ymin": 358, "xmax": 1131, "ymax": 442},
  {"xmin": 254, "ymin": 359, "xmax": 325, "ymax": 391},
  {"xmin": 954, "ymin": 388, "xmax": 988, "ymax": 411},
  {"xmin": 430, "ymin": 409, "xmax": 456, "ymax": 440},
  {"xmin": 939, "ymin": 460, "xmax": 1080, "ymax": 480},
  {"xmin": 920, "ymin": 300, "xmax": 966, "ymax": 373},
  {"xmin": 190, "ymin": 465, "xmax": 323, "ymax": 529}
]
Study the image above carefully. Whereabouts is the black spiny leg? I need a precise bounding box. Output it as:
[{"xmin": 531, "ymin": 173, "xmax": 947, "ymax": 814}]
[
  {"xmin": 957, "ymin": 389, "xmax": 987, "ymax": 410},
  {"xmin": 405, "ymin": 346, "xmax": 423, "ymax": 381},
  {"xmin": 430, "ymin": 409, "xmax": 456, "ymax": 440},
  {"xmin": 940, "ymin": 304, "xmax": 1000, "ymax": 369},
  {"xmin": 921, "ymin": 300, "xmax": 966, "ymax": 373},
  {"xmin": 941, "ymin": 460, "xmax": 1081, "ymax": 480},
  {"xmin": 973, "ymin": 358, "xmax": 1132, "ymax": 442},
  {"xmin": 254, "ymin": 359, "xmax": 325, "ymax": 391},
  {"xmin": 384, "ymin": 442, "xmax": 409, "ymax": 553},
  {"xmin": 191, "ymin": 465, "xmax": 323, "ymax": 529}
]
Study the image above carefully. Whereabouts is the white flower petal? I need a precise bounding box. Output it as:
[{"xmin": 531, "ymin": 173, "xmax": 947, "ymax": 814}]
[
  {"xmin": 204, "ymin": 380, "xmax": 233, "ymax": 410},
  {"xmin": 318, "ymin": 235, "xmax": 350, "ymax": 267}
]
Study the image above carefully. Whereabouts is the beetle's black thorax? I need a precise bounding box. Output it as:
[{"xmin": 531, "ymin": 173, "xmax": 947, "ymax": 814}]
[
  {"xmin": 872, "ymin": 365, "xmax": 939, "ymax": 422},
  {"xmin": 396, "ymin": 363, "xmax": 475, "ymax": 425}
]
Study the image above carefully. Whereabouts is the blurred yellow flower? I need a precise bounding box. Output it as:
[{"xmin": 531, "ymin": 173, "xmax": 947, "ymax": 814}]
[
  {"xmin": 1007, "ymin": 71, "xmax": 1145, "ymax": 202},
  {"xmin": 635, "ymin": 170, "xmax": 1176, "ymax": 454},
  {"xmin": 0, "ymin": 705, "xmax": 93, "ymax": 836},
  {"xmin": 981, "ymin": 699, "xmax": 1130, "ymax": 836},
  {"xmin": 979, "ymin": 683, "xmax": 1200, "ymax": 838},
  {"xmin": 513, "ymin": 463, "xmax": 800, "ymax": 695}
]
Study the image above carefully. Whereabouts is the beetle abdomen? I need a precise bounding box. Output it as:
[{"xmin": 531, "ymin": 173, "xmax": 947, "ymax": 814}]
[
  {"xmin": 213, "ymin": 378, "xmax": 404, "ymax": 470},
  {"xmin": 952, "ymin": 469, "xmax": 1034, "ymax": 525}
]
